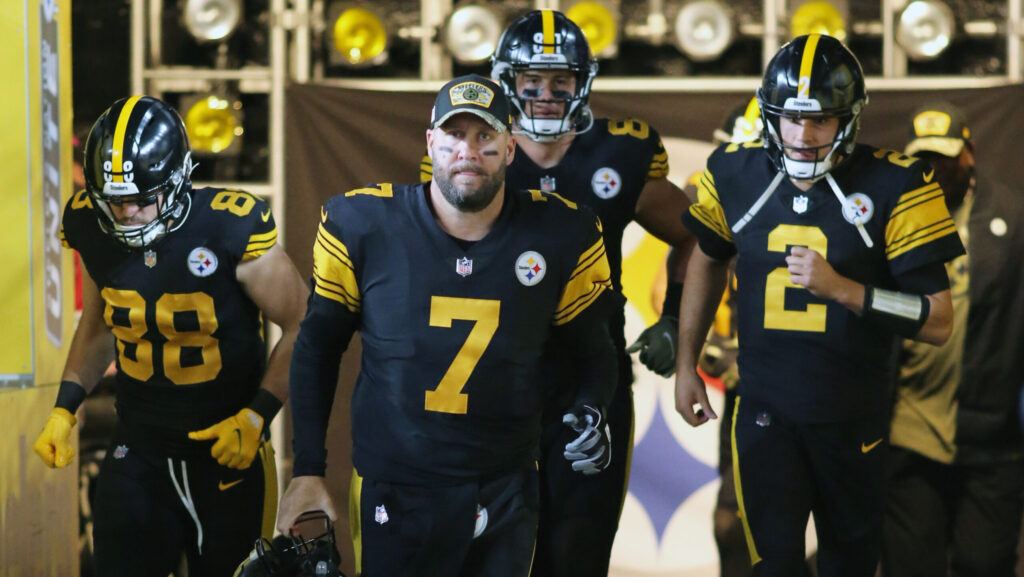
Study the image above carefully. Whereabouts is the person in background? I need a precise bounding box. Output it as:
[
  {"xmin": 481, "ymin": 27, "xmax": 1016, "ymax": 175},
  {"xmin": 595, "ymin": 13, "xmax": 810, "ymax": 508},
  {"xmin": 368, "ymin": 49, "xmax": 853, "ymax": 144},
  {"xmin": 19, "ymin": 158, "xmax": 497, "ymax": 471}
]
[
  {"xmin": 881, "ymin": 101, "xmax": 1024, "ymax": 577},
  {"xmin": 489, "ymin": 11, "xmax": 695, "ymax": 575}
]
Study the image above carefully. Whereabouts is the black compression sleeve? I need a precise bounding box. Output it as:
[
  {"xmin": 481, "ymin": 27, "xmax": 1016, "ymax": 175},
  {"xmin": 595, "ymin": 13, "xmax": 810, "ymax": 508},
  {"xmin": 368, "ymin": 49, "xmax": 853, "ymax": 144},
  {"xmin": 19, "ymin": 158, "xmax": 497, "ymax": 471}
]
[
  {"xmin": 289, "ymin": 295, "xmax": 359, "ymax": 477},
  {"xmin": 551, "ymin": 290, "xmax": 622, "ymax": 409}
]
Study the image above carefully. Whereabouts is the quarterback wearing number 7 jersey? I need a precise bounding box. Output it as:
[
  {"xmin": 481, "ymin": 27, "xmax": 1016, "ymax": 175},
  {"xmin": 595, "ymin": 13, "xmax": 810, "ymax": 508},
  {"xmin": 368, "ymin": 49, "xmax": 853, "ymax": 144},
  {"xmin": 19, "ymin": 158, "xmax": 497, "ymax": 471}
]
[{"xmin": 279, "ymin": 75, "xmax": 619, "ymax": 577}]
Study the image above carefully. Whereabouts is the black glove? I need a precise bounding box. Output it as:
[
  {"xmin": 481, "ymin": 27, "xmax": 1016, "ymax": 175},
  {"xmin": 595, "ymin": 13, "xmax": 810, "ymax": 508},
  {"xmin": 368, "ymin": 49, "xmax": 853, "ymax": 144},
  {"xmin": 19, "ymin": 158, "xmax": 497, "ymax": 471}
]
[
  {"xmin": 626, "ymin": 315, "xmax": 678, "ymax": 377},
  {"xmin": 562, "ymin": 404, "xmax": 612, "ymax": 475}
]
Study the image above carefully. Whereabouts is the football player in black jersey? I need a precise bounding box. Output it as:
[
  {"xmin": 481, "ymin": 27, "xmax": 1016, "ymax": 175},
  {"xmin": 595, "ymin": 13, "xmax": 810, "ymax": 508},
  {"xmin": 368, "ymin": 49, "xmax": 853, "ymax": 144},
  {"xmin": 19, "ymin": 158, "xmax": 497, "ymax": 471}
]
[
  {"xmin": 32, "ymin": 96, "xmax": 309, "ymax": 577},
  {"xmin": 487, "ymin": 11, "xmax": 694, "ymax": 576},
  {"xmin": 675, "ymin": 35, "xmax": 965, "ymax": 576},
  {"xmin": 277, "ymin": 75, "xmax": 618, "ymax": 577}
]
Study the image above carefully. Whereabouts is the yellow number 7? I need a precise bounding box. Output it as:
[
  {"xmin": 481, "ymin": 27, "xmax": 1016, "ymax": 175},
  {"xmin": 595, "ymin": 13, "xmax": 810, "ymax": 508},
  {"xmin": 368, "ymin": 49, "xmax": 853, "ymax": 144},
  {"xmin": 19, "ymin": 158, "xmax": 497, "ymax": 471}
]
[{"xmin": 424, "ymin": 297, "xmax": 500, "ymax": 414}]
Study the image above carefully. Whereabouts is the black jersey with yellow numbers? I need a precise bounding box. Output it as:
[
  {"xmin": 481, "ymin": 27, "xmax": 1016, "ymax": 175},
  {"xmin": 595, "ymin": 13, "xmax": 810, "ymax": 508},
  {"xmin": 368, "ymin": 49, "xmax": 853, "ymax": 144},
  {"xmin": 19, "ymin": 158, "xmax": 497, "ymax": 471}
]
[
  {"xmin": 308, "ymin": 182, "xmax": 612, "ymax": 484},
  {"xmin": 60, "ymin": 187, "xmax": 277, "ymax": 448},
  {"xmin": 683, "ymin": 142, "xmax": 965, "ymax": 422}
]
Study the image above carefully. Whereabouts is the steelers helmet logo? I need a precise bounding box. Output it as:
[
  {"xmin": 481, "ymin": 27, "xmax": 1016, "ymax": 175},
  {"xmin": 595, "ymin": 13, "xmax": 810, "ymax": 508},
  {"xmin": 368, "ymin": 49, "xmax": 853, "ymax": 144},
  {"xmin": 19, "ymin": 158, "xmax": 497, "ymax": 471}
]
[
  {"xmin": 842, "ymin": 193, "xmax": 874, "ymax": 225},
  {"xmin": 463, "ymin": 87, "xmax": 480, "ymax": 101},
  {"xmin": 187, "ymin": 247, "xmax": 219, "ymax": 277},
  {"xmin": 516, "ymin": 251, "xmax": 547, "ymax": 286},
  {"xmin": 591, "ymin": 167, "xmax": 622, "ymax": 199}
]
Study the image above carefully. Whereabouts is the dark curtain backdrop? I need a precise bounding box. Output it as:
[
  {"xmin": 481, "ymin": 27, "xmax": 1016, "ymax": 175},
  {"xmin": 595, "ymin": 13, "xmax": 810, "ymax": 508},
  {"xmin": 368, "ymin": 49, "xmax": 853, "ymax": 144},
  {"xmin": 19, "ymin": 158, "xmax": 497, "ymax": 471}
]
[{"xmin": 281, "ymin": 81, "xmax": 1024, "ymax": 577}]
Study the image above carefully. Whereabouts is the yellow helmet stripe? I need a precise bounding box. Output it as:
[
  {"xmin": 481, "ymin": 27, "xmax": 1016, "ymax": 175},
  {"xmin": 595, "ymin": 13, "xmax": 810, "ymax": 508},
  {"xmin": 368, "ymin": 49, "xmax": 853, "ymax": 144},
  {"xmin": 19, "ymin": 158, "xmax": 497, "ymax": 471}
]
[
  {"xmin": 797, "ymin": 34, "xmax": 821, "ymax": 100},
  {"xmin": 111, "ymin": 95, "xmax": 143, "ymax": 182},
  {"xmin": 541, "ymin": 9, "xmax": 555, "ymax": 54}
]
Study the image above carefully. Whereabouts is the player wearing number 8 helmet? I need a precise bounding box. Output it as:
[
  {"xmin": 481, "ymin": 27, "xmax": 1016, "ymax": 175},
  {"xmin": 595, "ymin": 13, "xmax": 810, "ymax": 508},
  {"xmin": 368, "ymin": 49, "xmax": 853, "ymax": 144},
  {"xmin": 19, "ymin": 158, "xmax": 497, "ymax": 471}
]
[
  {"xmin": 32, "ymin": 95, "xmax": 309, "ymax": 576},
  {"xmin": 676, "ymin": 35, "xmax": 965, "ymax": 576},
  {"xmin": 485, "ymin": 9, "xmax": 698, "ymax": 577}
]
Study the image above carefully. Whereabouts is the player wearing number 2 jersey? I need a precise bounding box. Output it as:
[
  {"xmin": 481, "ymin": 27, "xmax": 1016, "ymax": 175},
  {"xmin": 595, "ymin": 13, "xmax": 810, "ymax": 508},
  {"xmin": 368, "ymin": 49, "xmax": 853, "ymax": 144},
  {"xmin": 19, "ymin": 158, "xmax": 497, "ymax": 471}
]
[
  {"xmin": 278, "ymin": 75, "xmax": 618, "ymax": 577},
  {"xmin": 675, "ymin": 35, "xmax": 964, "ymax": 576},
  {"xmin": 33, "ymin": 96, "xmax": 309, "ymax": 577}
]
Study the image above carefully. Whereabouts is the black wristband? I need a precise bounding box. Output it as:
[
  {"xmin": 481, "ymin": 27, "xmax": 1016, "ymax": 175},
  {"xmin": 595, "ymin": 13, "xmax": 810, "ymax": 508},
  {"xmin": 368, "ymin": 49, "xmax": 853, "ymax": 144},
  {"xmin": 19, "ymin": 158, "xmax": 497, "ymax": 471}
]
[
  {"xmin": 247, "ymin": 389, "xmax": 284, "ymax": 435},
  {"xmin": 661, "ymin": 282, "xmax": 683, "ymax": 319},
  {"xmin": 861, "ymin": 285, "xmax": 931, "ymax": 338},
  {"xmin": 55, "ymin": 380, "xmax": 87, "ymax": 413}
]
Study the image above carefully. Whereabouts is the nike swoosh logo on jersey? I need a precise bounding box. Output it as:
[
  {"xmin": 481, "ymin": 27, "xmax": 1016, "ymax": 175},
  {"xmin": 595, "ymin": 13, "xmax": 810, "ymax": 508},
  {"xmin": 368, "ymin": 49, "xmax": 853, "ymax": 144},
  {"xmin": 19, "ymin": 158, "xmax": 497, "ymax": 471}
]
[
  {"xmin": 261, "ymin": 208, "xmax": 272, "ymax": 222},
  {"xmin": 923, "ymin": 169, "xmax": 935, "ymax": 183},
  {"xmin": 861, "ymin": 438, "xmax": 884, "ymax": 453},
  {"xmin": 218, "ymin": 479, "xmax": 244, "ymax": 491}
]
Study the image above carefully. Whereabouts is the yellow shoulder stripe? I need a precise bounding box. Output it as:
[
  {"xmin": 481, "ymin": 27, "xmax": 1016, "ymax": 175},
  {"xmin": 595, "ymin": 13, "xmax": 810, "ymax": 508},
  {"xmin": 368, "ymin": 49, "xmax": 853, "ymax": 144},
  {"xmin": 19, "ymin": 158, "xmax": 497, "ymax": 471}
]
[
  {"xmin": 885, "ymin": 184, "xmax": 958, "ymax": 260},
  {"xmin": 553, "ymin": 236, "xmax": 612, "ymax": 326},
  {"xmin": 312, "ymin": 223, "xmax": 361, "ymax": 312},
  {"xmin": 688, "ymin": 170, "xmax": 733, "ymax": 243}
]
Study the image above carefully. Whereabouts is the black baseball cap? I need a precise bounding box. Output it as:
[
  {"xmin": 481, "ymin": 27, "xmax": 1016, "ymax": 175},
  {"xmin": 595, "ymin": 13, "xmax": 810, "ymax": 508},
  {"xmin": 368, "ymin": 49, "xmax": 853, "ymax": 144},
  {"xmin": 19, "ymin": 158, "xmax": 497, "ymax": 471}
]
[
  {"xmin": 904, "ymin": 101, "xmax": 972, "ymax": 158},
  {"xmin": 430, "ymin": 74, "xmax": 511, "ymax": 133}
]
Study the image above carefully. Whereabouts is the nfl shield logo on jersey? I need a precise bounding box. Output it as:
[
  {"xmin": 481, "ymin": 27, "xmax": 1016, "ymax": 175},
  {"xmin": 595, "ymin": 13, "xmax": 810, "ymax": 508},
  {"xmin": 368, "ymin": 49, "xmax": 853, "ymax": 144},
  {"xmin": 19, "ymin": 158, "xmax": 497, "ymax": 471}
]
[
  {"xmin": 591, "ymin": 167, "xmax": 622, "ymax": 199},
  {"xmin": 516, "ymin": 251, "xmax": 547, "ymax": 286},
  {"xmin": 144, "ymin": 250, "xmax": 157, "ymax": 268},
  {"xmin": 793, "ymin": 195, "xmax": 809, "ymax": 214},
  {"xmin": 375, "ymin": 505, "xmax": 389, "ymax": 525},
  {"xmin": 456, "ymin": 257, "xmax": 473, "ymax": 277},
  {"xmin": 540, "ymin": 176, "xmax": 556, "ymax": 192},
  {"xmin": 187, "ymin": 247, "xmax": 219, "ymax": 277}
]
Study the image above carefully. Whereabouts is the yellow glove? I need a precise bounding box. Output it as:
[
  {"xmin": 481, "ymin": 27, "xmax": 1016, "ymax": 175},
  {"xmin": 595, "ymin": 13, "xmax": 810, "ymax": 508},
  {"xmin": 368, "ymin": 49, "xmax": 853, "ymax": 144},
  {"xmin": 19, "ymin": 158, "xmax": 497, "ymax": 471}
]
[
  {"xmin": 33, "ymin": 408, "xmax": 77, "ymax": 468},
  {"xmin": 188, "ymin": 408, "xmax": 264, "ymax": 470}
]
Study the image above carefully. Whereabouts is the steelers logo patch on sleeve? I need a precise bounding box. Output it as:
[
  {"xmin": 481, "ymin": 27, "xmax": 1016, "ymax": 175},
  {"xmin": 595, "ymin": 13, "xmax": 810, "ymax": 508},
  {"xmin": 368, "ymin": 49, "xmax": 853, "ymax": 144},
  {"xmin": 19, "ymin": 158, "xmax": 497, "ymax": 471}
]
[
  {"xmin": 516, "ymin": 251, "xmax": 547, "ymax": 286},
  {"xmin": 187, "ymin": 247, "xmax": 219, "ymax": 277}
]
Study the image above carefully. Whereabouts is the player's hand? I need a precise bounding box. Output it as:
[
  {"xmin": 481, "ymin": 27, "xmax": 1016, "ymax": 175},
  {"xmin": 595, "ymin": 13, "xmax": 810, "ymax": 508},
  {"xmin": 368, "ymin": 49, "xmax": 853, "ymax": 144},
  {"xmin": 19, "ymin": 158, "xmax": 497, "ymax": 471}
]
[
  {"xmin": 675, "ymin": 369, "xmax": 717, "ymax": 427},
  {"xmin": 786, "ymin": 246, "xmax": 842, "ymax": 300},
  {"xmin": 277, "ymin": 475, "xmax": 337, "ymax": 535},
  {"xmin": 562, "ymin": 404, "xmax": 611, "ymax": 475},
  {"xmin": 188, "ymin": 408, "xmax": 264, "ymax": 469},
  {"xmin": 626, "ymin": 316, "xmax": 679, "ymax": 377},
  {"xmin": 33, "ymin": 408, "xmax": 77, "ymax": 468}
]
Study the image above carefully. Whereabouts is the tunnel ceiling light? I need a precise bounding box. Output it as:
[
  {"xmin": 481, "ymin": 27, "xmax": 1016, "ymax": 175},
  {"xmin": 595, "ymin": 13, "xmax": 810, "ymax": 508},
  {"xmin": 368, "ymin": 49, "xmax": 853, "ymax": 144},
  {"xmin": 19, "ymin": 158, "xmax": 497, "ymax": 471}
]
[
  {"xmin": 443, "ymin": 4, "xmax": 504, "ymax": 65},
  {"xmin": 332, "ymin": 6, "xmax": 389, "ymax": 67},
  {"xmin": 674, "ymin": 1, "xmax": 734, "ymax": 62},
  {"xmin": 790, "ymin": 1, "xmax": 847, "ymax": 42},
  {"xmin": 566, "ymin": 1, "xmax": 620, "ymax": 58},
  {"xmin": 897, "ymin": 0, "xmax": 955, "ymax": 61},
  {"xmin": 184, "ymin": 94, "xmax": 243, "ymax": 155},
  {"xmin": 182, "ymin": 0, "xmax": 242, "ymax": 43}
]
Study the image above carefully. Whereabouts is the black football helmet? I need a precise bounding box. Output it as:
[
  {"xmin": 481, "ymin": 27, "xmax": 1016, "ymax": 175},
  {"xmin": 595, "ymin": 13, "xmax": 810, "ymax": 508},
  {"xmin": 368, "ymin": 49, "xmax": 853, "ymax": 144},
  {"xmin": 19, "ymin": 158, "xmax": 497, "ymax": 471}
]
[
  {"xmin": 83, "ymin": 95, "xmax": 194, "ymax": 249},
  {"xmin": 491, "ymin": 10, "xmax": 598, "ymax": 142},
  {"xmin": 756, "ymin": 34, "xmax": 867, "ymax": 180},
  {"xmin": 234, "ymin": 511, "xmax": 344, "ymax": 577}
]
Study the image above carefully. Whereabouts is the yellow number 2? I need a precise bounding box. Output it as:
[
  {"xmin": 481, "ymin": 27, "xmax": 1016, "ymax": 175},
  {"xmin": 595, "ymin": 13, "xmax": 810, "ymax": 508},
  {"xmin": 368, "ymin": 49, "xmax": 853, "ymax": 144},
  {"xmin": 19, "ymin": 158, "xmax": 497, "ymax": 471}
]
[
  {"xmin": 763, "ymin": 225, "xmax": 829, "ymax": 333},
  {"xmin": 424, "ymin": 297, "xmax": 500, "ymax": 414}
]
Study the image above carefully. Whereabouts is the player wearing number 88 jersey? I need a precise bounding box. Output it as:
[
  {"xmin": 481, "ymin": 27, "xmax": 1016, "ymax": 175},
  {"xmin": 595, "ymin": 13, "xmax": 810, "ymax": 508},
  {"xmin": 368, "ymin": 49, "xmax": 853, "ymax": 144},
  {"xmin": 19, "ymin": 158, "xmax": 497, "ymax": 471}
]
[{"xmin": 35, "ymin": 95, "xmax": 309, "ymax": 577}]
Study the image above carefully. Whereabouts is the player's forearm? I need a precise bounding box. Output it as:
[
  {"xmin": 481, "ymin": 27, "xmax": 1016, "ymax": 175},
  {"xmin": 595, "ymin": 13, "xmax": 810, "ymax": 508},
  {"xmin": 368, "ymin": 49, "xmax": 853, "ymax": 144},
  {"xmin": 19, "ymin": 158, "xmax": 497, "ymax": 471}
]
[
  {"xmin": 289, "ymin": 301, "xmax": 356, "ymax": 476},
  {"xmin": 912, "ymin": 290, "xmax": 953, "ymax": 345},
  {"xmin": 62, "ymin": 270, "xmax": 114, "ymax": 392},
  {"xmin": 677, "ymin": 250, "xmax": 729, "ymax": 372},
  {"xmin": 259, "ymin": 324, "xmax": 299, "ymax": 405}
]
